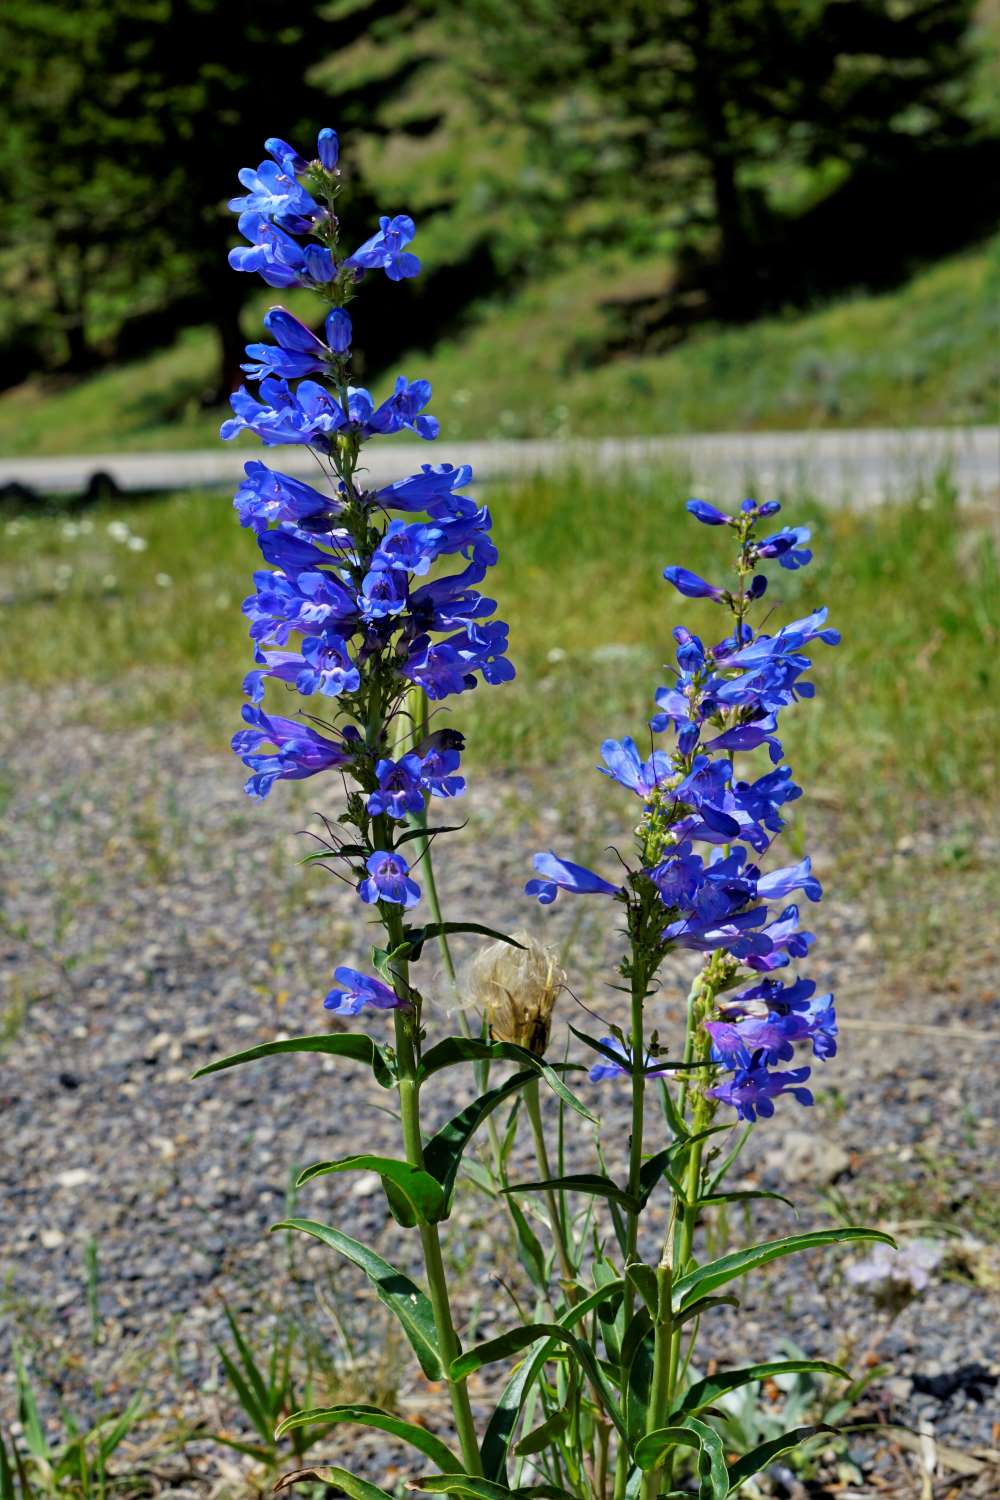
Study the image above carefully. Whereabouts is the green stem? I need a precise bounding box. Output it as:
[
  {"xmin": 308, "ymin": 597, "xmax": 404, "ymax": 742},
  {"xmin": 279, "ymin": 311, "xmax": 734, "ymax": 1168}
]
[
  {"xmin": 386, "ymin": 921, "xmax": 483, "ymax": 1477},
  {"xmin": 613, "ymin": 967, "xmax": 647, "ymax": 1500},
  {"xmin": 642, "ymin": 1257, "xmax": 674, "ymax": 1500},
  {"xmin": 524, "ymin": 1077, "xmax": 577, "ymax": 1296}
]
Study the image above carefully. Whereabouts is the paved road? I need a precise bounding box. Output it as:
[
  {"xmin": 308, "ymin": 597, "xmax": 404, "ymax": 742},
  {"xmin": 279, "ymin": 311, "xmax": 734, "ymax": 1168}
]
[{"xmin": 2, "ymin": 425, "xmax": 997, "ymax": 504}]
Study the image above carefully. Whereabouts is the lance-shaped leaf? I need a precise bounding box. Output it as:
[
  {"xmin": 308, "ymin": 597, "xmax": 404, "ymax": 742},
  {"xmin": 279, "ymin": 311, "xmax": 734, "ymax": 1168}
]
[
  {"xmin": 692, "ymin": 1189, "xmax": 796, "ymax": 1213},
  {"xmin": 670, "ymin": 1360, "xmax": 848, "ymax": 1423},
  {"xmin": 626, "ymin": 1263, "xmax": 659, "ymax": 1318},
  {"xmin": 275, "ymin": 1466, "xmax": 394, "ymax": 1498},
  {"xmin": 674, "ymin": 1295, "xmax": 739, "ymax": 1330},
  {"xmin": 406, "ymin": 1478, "xmax": 517, "ymax": 1500},
  {"xmin": 424, "ymin": 1071, "xmax": 539, "ymax": 1211},
  {"xmin": 418, "ymin": 1039, "xmax": 595, "ymax": 1122},
  {"xmin": 513, "ymin": 1408, "xmax": 570, "ymax": 1456},
  {"xmin": 296, "ymin": 1154, "xmax": 447, "ymax": 1227},
  {"xmin": 672, "ymin": 1227, "xmax": 895, "ymax": 1313},
  {"xmin": 479, "ymin": 1282, "xmax": 627, "ymax": 1480},
  {"xmin": 632, "ymin": 1426, "xmax": 700, "ymax": 1473},
  {"xmin": 624, "ymin": 1326, "xmax": 654, "ymax": 1449},
  {"xmin": 192, "ymin": 1033, "xmax": 395, "ymax": 1088},
  {"xmin": 277, "ymin": 1406, "xmax": 461, "ymax": 1473},
  {"xmin": 503, "ymin": 1174, "xmax": 637, "ymax": 1212},
  {"xmin": 271, "ymin": 1219, "xmax": 442, "ymax": 1380},
  {"xmin": 406, "ymin": 922, "xmax": 526, "ymax": 962},
  {"xmin": 725, "ymin": 1425, "xmax": 837, "ymax": 1491}
]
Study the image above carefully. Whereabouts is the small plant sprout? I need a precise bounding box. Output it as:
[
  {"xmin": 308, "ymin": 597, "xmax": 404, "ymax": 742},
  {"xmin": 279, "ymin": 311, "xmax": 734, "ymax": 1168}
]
[{"xmin": 195, "ymin": 124, "xmax": 892, "ymax": 1500}]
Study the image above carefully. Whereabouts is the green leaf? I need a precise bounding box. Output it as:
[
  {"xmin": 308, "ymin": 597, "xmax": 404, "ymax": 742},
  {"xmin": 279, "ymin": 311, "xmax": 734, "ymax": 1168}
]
[
  {"xmin": 725, "ymin": 1425, "xmax": 836, "ymax": 1491},
  {"xmin": 673, "ymin": 1227, "xmax": 895, "ymax": 1312},
  {"xmin": 0, "ymin": 1431, "xmax": 16, "ymax": 1500},
  {"xmin": 408, "ymin": 1477, "xmax": 513, "ymax": 1500},
  {"xmin": 624, "ymin": 1327, "xmax": 654, "ymax": 1448},
  {"xmin": 693, "ymin": 1190, "xmax": 796, "ymax": 1212},
  {"xmin": 626, "ymin": 1263, "xmax": 659, "ymax": 1317},
  {"xmin": 506, "ymin": 1194, "xmax": 548, "ymax": 1291},
  {"xmin": 513, "ymin": 1408, "xmax": 570, "ymax": 1456},
  {"xmin": 638, "ymin": 1149, "xmax": 687, "ymax": 1209},
  {"xmin": 418, "ymin": 1040, "xmax": 596, "ymax": 1122},
  {"xmin": 276, "ymin": 1406, "xmax": 461, "ymax": 1473},
  {"xmin": 14, "ymin": 1352, "xmax": 48, "ymax": 1463},
  {"xmin": 217, "ymin": 1345, "xmax": 272, "ymax": 1444},
  {"xmin": 424, "ymin": 1071, "xmax": 539, "ymax": 1210},
  {"xmin": 633, "ymin": 1426, "xmax": 701, "ymax": 1472},
  {"xmin": 407, "ymin": 922, "xmax": 526, "ymax": 961},
  {"xmin": 451, "ymin": 1323, "xmax": 568, "ymax": 1381},
  {"xmin": 274, "ymin": 1465, "xmax": 395, "ymax": 1498},
  {"xmin": 191, "ymin": 1033, "xmax": 395, "ymax": 1088},
  {"xmin": 674, "ymin": 1295, "xmax": 740, "ymax": 1330},
  {"xmin": 672, "ymin": 1361, "xmax": 848, "ymax": 1424},
  {"xmin": 686, "ymin": 1417, "xmax": 730, "ymax": 1499},
  {"xmin": 295, "ymin": 1154, "xmax": 447, "ymax": 1226},
  {"xmin": 504, "ymin": 1174, "xmax": 637, "ymax": 1211},
  {"xmin": 479, "ymin": 1281, "xmax": 627, "ymax": 1480},
  {"xmin": 271, "ymin": 1220, "xmax": 443, "ymax": 1380}
]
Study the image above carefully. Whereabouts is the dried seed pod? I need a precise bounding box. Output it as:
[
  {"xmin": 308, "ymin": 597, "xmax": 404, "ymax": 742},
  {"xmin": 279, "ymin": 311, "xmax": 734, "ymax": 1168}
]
[{"xmin": 468, "ymin": 934, "xmax": 565, "ymax": 1057}]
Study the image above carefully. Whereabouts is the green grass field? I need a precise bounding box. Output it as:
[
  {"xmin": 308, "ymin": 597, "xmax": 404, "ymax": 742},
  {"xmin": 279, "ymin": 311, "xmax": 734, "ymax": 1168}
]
[
  {"xmin": 4, "ymin": 470, "xmax": 995, "ymax": 816},
  {"xmin": 1, "ymin": 231, "xmax": 997, "ymax": 457}
]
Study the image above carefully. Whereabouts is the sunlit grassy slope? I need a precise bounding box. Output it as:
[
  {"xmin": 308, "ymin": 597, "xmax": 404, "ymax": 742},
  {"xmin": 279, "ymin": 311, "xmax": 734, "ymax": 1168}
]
[{"xmin": 0, "ymin": 232, "xmax": 997, "ymax": 457}]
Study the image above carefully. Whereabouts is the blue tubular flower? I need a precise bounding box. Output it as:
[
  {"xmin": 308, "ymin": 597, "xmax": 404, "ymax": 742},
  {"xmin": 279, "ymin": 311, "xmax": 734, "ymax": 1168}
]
[
  {"xmin": 359, "ymin": 850, "xmax": 421, "ymax": 908},
  {"xmin": 375, "ymin": 463, "xmax": 474, "ymax": 514},
  {"xmin": 742, "ymin": 905, "xmax": 815, "ymax": 971},
  {"xmin": 324, "ymin": 966, "xmax": 408, "ymax": 1015},
  {"xmin": 705, "ymin": 1014, "xmax": 806, "ymax": 1065},
  {"xmin": 230, "ymin": 211, "xmax": 336, "ymax": 288},
  {"xmin": 706, "ymin": 1052, "xmax": 814, "ymax": 1122},
  {"xmin": 370, "ymin": 520, "xmax": 445, "ymax": 576},
  {"xmin": 525, "ymin": 853, "xmax": 621, "ymax": 905},
  {"xmin": 756, "ymin": 526, "xmax": 812, "ymax": 570},
  {"xmin": 600, "ymin": 737, "xmax": 673, "ymax": 798},
  {"xmin": 229, "ymin": 160, "xmax": 322, "ymax": 233},
  {"xmin": 418, "ymin": 745, "xmax": 465, "ymax": 799},
  {"xmin": 295, "ymin": 633, "xmax": 360, "ymax": 697},
  {"xmin": 369, "ymin": 376, "xmax": 438, "ymax": 439},
  {"xmin": 367, "ymin": 755, "xmax": 426, "ymax": 820},
  {"xmin": 663, "ymin": 566, "xmax": 726, "ymax": 601},
  {"xmin": 686, "ymin": 499, "xmax": 733, "ymax": 526},
  {"xmin": 242, "ymin": 308, "xmax": 332, "ymax": 381},
  {"xmin": 800, "ymin": 992, "xmax": 838, "ymax": 1059},
  {"xmin": 233, "ymin": 462, "xmax": 338, "ymax": 532},
  {"xmin": 231, "ymin": 705, "xmax": 357, "ymax": 797},
  {"xmin": 344, "ymin": 214, "xmax": 420, "ymax": 281},
  {"xmin": 757, "ymin": 856, "xmax": 822, "ymax": 904},
  {"xmin": 588, "ymin": 1036, "xmax": 673, "ymax": 1082}
]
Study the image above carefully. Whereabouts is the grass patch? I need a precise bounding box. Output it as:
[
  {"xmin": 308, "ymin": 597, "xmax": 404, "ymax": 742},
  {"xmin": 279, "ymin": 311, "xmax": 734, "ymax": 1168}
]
[
  {"xmin": 3, "ymin": 470, "xmax": 996, "ymax": 844},
  {"xmin": 1, "ymin": 233, "xmax": 997, "ymax": 457}
]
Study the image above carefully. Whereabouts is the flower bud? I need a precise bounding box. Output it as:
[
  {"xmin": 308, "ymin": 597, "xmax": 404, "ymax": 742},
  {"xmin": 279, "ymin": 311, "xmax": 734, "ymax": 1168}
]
[
  {"xmin": 469, "ymin": 934, "xmax": 564, "ymax": 1056},
  {"xmin": 317, "ymin": 127, "xmax": 340, "ymax": 170}
]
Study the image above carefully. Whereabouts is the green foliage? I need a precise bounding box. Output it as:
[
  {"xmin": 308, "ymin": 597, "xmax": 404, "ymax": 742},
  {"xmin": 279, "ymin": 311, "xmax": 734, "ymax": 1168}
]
[{"xmin": 1, "ymin": 1351, "xmax": 146, "ymax": 1498}]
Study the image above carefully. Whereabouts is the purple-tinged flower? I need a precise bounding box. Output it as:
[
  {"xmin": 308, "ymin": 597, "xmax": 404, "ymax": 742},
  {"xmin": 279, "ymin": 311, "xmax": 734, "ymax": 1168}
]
[
  {"xmin": 800, "ymin": 992, "xmax": 838, "ymax": 1059},
  {"xmin": 599, "ymin": 737, "xmax": 674, "ymax": 798},
  {"xmin": 686, "ymin": 499, "xmax": 732, "ymax": 526},
  {"xmin": 265, "ymin": 137, "xmax": 309, "ymax": 175},
  {"xmin": 324, "ymin": 966, "xmax": 408, "ymax": 1015},
  {"xmin": 588, "ymin": 1036, "xmax": 673, "ymax": 1082},
  {"xmin": 525, "ymin": 853, "xmax": 621, "ymax": 906},
  {"xmin": 295, "ymin": 633, "xmax": 360, "ymax": 697},
  {"xmin": 707, "ymin": 1051, "xmax": 813, "ymax": 1121},
  {"xmin": 367, "ymin": 755, "xmax": 426, "ymax": 820},
  {"xmin": 359, "ymin": 567, "xmax": 409, "ymax": 621},
  {"xmin": 646, "ymin": 843, "xmax": 705, "ymax": 908},
  {"xmin": 757, "ymin": 526, "xmax": 812, "ymax": 570},
  {"xmin": 705, "ymin": 714, "xmax": 784, "ymax": 765},
  {"xmin": 231, "ymin": 704, "xmax": 357, "ymax": 797},
  {"xmin": 418, "ymin": 746, "xmax": 465, "ymax": 799},
  {"xmin": 845, "ymin": 1240, "xmax": 941, "ymax": 1297},
  {"xmin": 663, "ymin": 566, "xmax": 726, "ymax": 602},
  {"xmin": 370, "ymin": 519, "xmax": 445, "ymax": 576},
  {"xmin": 742, "ymin": 905, "xmax": 815, "ymax": 971},
  {"xmin": 358, "ymin": 850, "xmax": 421, "ymax": 908},
  {"xmin": 705, "ymin": 1013, "xmax": 808, "ymax": 1066},
  {"xmin": 316, "ymin": 127, "xmax": 340, "ymax": 170},
  {"xmin": 344, "ymin": 214, "xmax": 420, "ymax": 281}
]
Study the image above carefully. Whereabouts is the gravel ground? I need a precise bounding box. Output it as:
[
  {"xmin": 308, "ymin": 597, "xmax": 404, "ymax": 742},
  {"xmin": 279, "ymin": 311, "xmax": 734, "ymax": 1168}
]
[{"xmin": 1, "ymin": 706, "xmax": 997, "ymax": 1497}]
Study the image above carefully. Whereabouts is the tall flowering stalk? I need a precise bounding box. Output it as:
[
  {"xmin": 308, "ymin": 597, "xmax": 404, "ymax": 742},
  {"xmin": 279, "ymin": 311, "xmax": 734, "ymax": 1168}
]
[{"xmin": 197, "ymin": 124, "xmax": 891, "ymax": 1500}]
